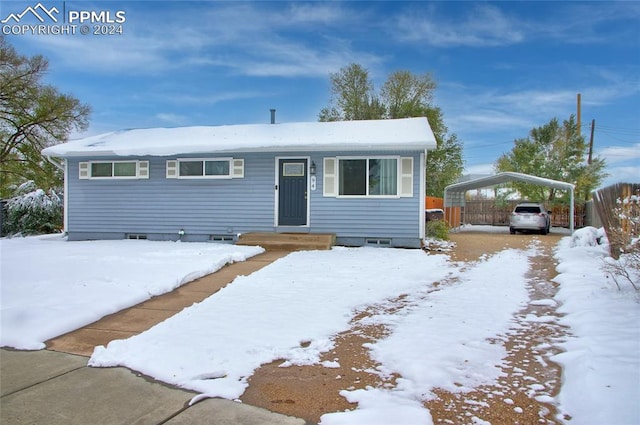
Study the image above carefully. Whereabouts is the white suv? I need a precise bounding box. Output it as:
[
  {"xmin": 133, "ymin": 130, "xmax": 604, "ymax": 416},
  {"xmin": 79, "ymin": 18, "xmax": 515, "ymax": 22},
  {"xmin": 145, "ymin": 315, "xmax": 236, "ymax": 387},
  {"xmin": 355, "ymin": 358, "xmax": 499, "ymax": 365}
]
[{"xmin": 509, "ymin": 202, "xmax": 551, "ymax": 235}]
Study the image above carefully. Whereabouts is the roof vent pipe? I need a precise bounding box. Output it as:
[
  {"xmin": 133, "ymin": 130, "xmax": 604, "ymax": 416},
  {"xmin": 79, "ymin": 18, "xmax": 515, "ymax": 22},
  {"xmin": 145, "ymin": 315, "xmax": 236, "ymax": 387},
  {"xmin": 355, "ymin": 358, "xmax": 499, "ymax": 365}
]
[{"xmin": 270, "ymin": 109, "xmax": 276, "ymax": 124}]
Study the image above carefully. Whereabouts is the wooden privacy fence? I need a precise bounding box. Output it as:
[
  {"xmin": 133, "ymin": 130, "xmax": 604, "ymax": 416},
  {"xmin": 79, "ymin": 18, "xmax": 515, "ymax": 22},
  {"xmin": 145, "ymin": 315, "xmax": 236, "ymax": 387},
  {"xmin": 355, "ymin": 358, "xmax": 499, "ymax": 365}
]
[
  {"xmin": 592, "ymin": 183, "xmax": 640, "ymax": 258},
  {"xmin": 426, "ymin": 197, "xmax": 461, "ymax": 227},
  {"xmin": 460, "ymin": 200, "xmax": 585, "ymax": 228}
]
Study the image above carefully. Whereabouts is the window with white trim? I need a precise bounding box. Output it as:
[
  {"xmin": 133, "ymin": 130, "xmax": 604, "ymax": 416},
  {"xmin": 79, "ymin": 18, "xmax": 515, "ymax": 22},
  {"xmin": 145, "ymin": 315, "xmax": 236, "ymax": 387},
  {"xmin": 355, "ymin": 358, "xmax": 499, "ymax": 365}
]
[
  {"xmin": 166, "ymin": 158, "xmax": 244, "ymax": 179},
  {"xmin": 323, "ymin": 156, "xmax": 413, "ymax": 198},
  {"xmin": 180, "ymin": 159, "xmax": 229, "ymax": 177},
  {"xmin": 78, "ymin": 161, "xmax": 149, "ymax": 179},
  {"xmin": 339, "ymin": 157, "xmax": 398, "ymax": 197}
]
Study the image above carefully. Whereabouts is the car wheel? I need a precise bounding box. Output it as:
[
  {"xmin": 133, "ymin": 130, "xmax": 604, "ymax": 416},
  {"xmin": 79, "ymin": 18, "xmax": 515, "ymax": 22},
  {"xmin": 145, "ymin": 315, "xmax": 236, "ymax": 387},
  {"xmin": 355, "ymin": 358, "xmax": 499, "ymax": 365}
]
[
  {"xmin": 510, "ymin": 227, "xmax": 516, "ymax": 235},
  {"xmin": 541, "ymin": 226, "xmax": 547, "ymax": 235}
]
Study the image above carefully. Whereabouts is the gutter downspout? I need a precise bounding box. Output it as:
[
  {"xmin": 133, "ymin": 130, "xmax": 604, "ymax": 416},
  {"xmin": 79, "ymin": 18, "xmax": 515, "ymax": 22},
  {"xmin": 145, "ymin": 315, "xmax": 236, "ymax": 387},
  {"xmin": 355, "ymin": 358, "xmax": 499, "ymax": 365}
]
[
  {"xmin": 419, "ymin": 150, "xmax": 426, "ymax": 241},
  {"xmin": 46, "ymin": 155, "xmax": 64, "ymax": 171},
  {"xmin": 46, "ymin": 155, "xmax": 68, "ymax": 234}
]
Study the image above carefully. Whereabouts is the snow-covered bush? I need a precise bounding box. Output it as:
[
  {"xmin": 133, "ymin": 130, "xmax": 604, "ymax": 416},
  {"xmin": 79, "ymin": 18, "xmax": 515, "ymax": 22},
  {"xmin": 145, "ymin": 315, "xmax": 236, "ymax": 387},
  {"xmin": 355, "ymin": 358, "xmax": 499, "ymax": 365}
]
[
  {"xmin": 3, "ymin": 181, "xmax": 63, "ymax": 236},
  {"xmin": 569, "ymin": 226, "xmax": 606, "ymax": 248}
]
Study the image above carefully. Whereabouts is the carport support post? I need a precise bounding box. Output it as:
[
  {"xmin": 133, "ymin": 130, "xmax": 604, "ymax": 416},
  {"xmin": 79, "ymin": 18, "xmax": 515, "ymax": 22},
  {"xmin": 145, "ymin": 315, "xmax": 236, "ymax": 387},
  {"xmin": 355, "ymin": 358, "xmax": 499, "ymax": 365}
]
[{"xmin": 570, "ymin": 188, "xmax": 575, "ymax": 234}]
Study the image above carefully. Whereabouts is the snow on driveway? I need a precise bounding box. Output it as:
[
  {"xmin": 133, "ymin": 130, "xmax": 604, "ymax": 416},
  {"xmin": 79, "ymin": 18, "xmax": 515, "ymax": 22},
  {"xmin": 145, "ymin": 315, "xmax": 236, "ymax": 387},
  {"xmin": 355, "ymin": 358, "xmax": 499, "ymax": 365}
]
[
  {"xmin": 0, "ymin": 235, "xmax": 264, "ymax": 349},
  {"xmin": 89, "ymin": 244, "xmax": 537, "ymax": 423}
]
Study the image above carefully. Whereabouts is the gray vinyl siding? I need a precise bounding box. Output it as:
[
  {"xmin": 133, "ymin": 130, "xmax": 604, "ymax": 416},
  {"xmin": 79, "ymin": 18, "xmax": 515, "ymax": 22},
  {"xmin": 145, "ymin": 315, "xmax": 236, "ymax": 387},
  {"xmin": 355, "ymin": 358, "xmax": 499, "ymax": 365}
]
[{"xmin": 66, "ymin": 149, "xmax": 424, "ymax": 247}]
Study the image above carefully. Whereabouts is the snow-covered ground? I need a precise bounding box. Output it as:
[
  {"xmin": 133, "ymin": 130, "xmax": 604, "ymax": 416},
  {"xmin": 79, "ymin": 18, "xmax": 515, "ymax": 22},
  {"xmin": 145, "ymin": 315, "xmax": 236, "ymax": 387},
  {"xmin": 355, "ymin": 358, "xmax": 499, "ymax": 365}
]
[
  {"xmin": 0, "ymin": 235, "xmax": 263, "ymax": 349},
  {"xmin": 552, "ymin": 228, "xmax": 640, "ymax": 425},
  {"xmin": 1, "ymin": 229, "xmax": 637, "ymax": 424}
]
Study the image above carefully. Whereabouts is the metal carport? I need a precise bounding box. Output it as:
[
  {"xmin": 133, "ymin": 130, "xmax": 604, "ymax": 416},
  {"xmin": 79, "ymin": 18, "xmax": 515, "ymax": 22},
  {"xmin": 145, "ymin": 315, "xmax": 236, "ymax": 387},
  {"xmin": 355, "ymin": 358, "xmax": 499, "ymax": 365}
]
[{"xmin": 444, "ymin": 171, "xmax": 576, "ymax": 233}]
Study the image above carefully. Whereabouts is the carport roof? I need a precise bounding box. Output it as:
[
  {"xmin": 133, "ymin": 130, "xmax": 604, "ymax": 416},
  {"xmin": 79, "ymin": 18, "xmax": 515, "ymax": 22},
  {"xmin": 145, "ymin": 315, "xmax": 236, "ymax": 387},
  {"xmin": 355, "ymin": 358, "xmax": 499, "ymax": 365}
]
[{"xmin": 445, "ymin": 172, "xmax": 575, "ymax": 194}]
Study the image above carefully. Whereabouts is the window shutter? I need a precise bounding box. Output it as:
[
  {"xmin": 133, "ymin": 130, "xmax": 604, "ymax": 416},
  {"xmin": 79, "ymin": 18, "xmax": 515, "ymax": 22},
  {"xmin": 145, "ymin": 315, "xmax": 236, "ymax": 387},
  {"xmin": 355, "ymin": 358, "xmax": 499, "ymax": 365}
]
[
  {"xmin": 231, "ymin": 159, "xmax": 244, "ymax": 178},
  {"xmin": 400, "ymin": 157, "xmax": 413, "ymax": 197},
  {"xmin": 323, "ymin": 157, "xmax": 337, "ymax": 197},
  {"xmin": 79, "ymin": 162, "xmax": 90, "ymax": 179},
  {"xmin": 138, "ymin": 161, "xmax": 149, "ymax": 179},
  {"xmin": 167, "ymin": 159, "xmax": 178, "ymax": 179},
  {"xmin": 166, "ymin": 160, "xmax": 178, "ymax": 178}
]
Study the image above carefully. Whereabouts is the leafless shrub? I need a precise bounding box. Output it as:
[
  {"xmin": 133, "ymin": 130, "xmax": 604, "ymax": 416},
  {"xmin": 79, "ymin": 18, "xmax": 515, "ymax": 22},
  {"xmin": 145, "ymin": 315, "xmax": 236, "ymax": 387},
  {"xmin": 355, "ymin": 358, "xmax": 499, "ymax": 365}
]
[
  {"xmin": 602, "ymin": 237, "xmax": 639, "ymax": 291},
  {"xmin": 597, "ymin": 185, "xmax": 639, "ymax": 291}
]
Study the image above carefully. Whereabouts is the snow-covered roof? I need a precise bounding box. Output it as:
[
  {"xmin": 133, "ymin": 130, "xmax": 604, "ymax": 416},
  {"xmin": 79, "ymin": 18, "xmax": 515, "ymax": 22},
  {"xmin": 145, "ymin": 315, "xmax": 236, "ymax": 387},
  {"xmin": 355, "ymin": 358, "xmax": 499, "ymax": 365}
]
[{"xmin": 42, "ymin": 117, "xmax": 437, "ymax": 158}]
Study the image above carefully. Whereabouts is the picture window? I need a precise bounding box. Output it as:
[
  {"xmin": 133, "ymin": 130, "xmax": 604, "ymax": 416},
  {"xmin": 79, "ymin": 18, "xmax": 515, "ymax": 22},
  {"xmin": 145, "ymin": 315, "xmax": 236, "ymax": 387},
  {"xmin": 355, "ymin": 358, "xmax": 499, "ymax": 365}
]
[{"xmin": 338, "ymin": 157, "xmax": 398, "ymax": 197}]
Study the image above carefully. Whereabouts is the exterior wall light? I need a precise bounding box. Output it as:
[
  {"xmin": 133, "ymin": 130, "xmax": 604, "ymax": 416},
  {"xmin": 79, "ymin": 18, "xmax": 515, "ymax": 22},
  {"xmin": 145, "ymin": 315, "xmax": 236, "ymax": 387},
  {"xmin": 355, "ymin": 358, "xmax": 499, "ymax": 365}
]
[{"xmin": 310, "ymin": 161, "xmax": 316, "ymax": 175}]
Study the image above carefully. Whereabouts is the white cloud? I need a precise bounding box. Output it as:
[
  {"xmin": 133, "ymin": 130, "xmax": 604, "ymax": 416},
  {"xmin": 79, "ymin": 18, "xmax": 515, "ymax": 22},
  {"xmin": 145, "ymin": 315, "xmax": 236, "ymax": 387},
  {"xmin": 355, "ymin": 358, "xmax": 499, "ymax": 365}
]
[
  {"xmin": 25, "ymin": 33, "xmax": 173, "ymax": 73},
  {"xmin": 464, "ymin": 163, "xmax": 495, "ymax": 176},
  {"xmin": 395, "ymin": 4, "xmax": 524, "ymax": 47},
  {"xmin": 155, "ymin": 113, "xmax": 186, "ymax": 125},
  {"xmin": 226, "ymin": 37, "xmax": 384, "ymax": 78},
  {"xmin": 598, "ymin": 144, "xmax": 640, "ymax": 164},
  {"xmin": 438, "ymin": 85, "xmax": 572, "ymax": 139},
  {"xmin": 451, "ymin": 112, "xmax": 533, "ymax": 131},
  {"xmin": 393, "ymin": 2, "xmax": 639, "ymax": 48},
  {"xmin": 496, "ymin": 90, "xmax": 576, "ymax": 111},
  {"xmin": 440, "ymin": 68, "xmax": 639, "ymax": 143},
  {"xmin": 284, "ymin": 3, "xmax": 346, "ymax": 25},
  {"xmin": 167, "ymin": 91, "xmax": 271, "ymax": 105},
  {"xmin": 528, "ymin": 2, "xmax": 640, "ymax": 45},
  {"xmin": 601, "ymin": 165, "xmax": 640, "ymax": 187},
  {"xmin": 15, "ymin": 2, "xmax": 377, "ymax": 79}
]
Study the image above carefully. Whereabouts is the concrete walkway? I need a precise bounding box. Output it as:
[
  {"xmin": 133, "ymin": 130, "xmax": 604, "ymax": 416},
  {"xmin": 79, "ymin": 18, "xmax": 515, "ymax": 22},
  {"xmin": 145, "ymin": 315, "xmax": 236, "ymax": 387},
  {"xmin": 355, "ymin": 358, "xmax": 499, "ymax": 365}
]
[
  {"xmin": 1, "ymin": 250, "xmax": 314, "ymax": 425},
  {"xmin": 47, "ymin": 250, "xmax": 289, "ymax": 356},
  {"xmin": 0, "ymin": 349, "xmax": 309, "ymax": 424}
]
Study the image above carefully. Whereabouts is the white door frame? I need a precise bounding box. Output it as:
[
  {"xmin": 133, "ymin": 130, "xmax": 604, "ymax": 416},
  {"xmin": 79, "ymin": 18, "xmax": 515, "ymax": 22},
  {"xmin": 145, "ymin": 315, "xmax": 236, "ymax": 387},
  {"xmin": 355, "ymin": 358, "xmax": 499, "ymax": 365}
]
[{"xmin": 274, "ymin": 156, "xmax": 311, "ymax": 227}]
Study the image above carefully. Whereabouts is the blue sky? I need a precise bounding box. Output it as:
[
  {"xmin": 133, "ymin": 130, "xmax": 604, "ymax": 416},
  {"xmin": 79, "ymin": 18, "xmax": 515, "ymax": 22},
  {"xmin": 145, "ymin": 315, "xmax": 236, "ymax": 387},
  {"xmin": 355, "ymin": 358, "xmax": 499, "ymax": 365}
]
[{"xmin": 2, "ymin": 1, "xmax": 639, "ymax": 187}]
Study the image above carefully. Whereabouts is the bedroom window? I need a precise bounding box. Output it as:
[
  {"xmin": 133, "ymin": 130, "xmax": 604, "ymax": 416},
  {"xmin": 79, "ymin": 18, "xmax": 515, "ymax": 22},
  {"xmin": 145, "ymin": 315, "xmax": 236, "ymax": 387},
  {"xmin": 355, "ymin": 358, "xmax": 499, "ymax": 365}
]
[
  {"xmin": 338, "ymin": 157, "xmax": 398, "ymax": 197},
  {"xmin": 79, "ymin": 161, "xmax": 149, "ymax": 179},
  {"xmin": 179, "ymin": 159, "xmax": 230, "ymax": 177},
  {"xmin": 166, "ymin": 158, "xmax": 244, "ymax": 179}
]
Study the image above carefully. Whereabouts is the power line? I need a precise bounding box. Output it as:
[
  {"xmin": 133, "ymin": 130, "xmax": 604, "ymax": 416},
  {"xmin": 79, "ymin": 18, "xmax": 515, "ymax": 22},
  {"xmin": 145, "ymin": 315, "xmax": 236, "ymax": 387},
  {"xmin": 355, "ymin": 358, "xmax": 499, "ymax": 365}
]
[
  {"xmin": 464, "ymin": 140, "xmax": 515, "ymax": 150},
  {"xmin": 593, "ymin": 124, "xmax": 640, "ymax": 134}
]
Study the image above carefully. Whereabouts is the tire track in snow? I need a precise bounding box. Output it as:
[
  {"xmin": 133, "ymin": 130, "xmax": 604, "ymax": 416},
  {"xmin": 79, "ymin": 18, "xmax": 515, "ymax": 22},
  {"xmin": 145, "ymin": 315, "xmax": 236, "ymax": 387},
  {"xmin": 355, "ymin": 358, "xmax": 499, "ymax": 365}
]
[{"xmin": 425, "ymin": 239, "xmax": 569, "ymax": 425}]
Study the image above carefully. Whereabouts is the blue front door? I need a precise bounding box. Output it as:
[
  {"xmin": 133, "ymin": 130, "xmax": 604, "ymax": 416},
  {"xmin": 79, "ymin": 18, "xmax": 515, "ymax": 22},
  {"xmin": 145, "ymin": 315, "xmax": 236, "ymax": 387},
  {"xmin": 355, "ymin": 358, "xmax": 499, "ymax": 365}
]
[{"xmin": 278, "ymin": 159, "xmax": 307, "ymax": 226}]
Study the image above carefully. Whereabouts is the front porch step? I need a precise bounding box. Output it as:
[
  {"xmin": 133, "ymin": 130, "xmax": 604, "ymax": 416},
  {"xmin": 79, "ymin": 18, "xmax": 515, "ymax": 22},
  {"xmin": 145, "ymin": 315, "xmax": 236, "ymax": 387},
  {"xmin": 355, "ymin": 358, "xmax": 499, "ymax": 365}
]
[{"xmin": 236, "ymin": 232, "xmax": 335, "ymax": 251}]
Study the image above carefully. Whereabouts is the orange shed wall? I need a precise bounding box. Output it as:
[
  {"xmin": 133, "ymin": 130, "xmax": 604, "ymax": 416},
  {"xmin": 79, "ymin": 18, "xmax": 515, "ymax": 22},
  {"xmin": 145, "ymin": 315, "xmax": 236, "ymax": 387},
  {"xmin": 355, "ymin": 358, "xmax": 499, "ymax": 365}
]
[{"xmin": 425, "ymin": 196, "xmax": 444, "ymax": 210}]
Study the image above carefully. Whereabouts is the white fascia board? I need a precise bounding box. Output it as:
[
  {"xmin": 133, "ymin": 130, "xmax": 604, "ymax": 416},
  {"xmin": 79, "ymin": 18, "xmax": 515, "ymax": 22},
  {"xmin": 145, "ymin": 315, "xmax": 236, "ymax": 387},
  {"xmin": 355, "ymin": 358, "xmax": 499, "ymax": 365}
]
[{"xmin": 43, "ymin": 143, "xmax": 434, "ymax": 158}]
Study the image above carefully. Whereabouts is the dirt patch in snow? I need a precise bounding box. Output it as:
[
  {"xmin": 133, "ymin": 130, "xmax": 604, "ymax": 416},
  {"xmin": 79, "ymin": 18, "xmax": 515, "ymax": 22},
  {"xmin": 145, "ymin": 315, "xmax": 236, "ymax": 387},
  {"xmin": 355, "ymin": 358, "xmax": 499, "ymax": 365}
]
[{"xmin": 240, "ymin": 232, "xmax": 568, "ymax": 424}]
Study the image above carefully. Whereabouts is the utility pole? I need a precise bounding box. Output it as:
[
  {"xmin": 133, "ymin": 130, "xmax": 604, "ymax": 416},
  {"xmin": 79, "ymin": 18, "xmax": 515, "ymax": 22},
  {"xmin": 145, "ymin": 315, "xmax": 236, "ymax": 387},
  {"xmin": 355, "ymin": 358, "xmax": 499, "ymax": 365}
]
[
  {"xmin": 577, "ymin": 93, "xmax": 581, "ymax": 136},
  {"xmin": 585, "ymin": 119, "xmax": 596, "ymax": 201},
  {"xmin": 588, "ymin": 119, "xmax": 595, "ymax": 165}
]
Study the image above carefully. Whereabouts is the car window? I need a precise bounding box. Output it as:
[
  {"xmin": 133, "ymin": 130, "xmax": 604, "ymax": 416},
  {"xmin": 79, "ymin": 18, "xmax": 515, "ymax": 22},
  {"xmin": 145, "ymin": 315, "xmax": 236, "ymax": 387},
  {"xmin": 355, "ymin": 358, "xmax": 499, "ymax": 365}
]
[{"xmin": 514, "ymin": 206, "xmax": 543, "ymax": 214}]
